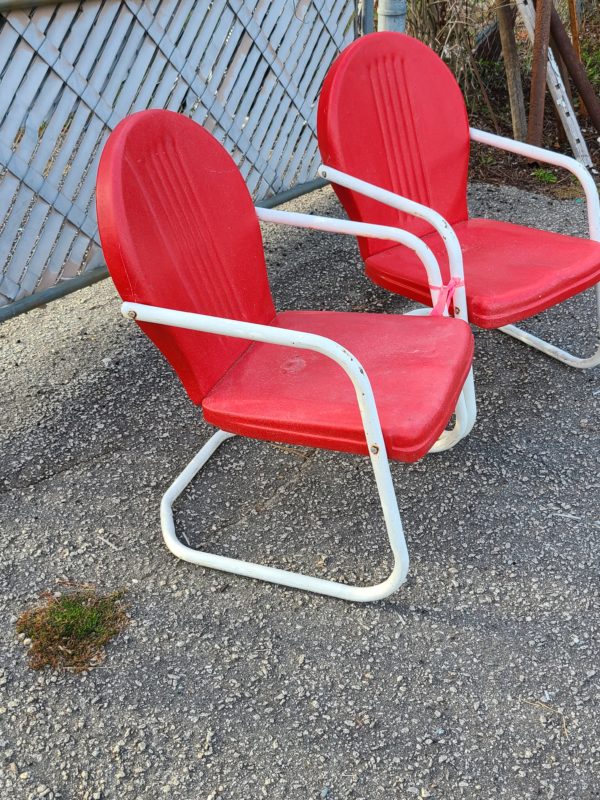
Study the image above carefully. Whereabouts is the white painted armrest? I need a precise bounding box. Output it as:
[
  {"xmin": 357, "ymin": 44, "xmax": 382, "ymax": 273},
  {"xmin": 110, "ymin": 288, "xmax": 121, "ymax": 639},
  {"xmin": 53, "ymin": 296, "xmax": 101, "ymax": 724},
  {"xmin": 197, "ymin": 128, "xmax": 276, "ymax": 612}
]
[
  {"xmin": 255, "ymin": 205, "xmax": 445, "ymax": 313},
  {"xmin": 121, "ymin": 301, "xmax": 386, "ymax": 456},
  {"xmin": 314, "ymin": 164, "xmax": 468, "ymax": 321},
  {"xmin": 470, "ymin": 127, "xmax": 600, "ymax": 241}
]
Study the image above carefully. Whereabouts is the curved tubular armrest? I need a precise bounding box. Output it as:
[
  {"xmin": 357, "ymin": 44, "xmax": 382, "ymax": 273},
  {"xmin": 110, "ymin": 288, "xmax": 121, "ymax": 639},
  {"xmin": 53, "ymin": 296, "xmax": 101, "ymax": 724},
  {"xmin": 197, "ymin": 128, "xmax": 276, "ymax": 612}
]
[
  {"xmin": 470, "ymin": 127, "xmax": 600, "ymax": 242},
  {"xmin": 316, "ymin": 164, "xmax": 469, "ymax": 321},
  {"xmin": 122, "ymin": 301, "xmax": 387, "ymax": 460},
  {"xmin": 256, "ymin": 205, "xmax": 446, "ymax": 314}
]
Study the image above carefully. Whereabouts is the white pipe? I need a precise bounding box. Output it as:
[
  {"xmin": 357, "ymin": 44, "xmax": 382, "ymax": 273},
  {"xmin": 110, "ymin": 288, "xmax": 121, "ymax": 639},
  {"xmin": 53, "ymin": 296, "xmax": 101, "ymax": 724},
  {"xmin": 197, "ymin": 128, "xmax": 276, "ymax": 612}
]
[
  {"xmin": 256, "ymin": 205, "xmax": 444, "ymax": 308},
  {"xmin": 317, "ymin": 165, "xmax": 469, "ymax": 321},
  {"xmin": 122, "ymin": 301, "xmax": 411, "ymax": 600},
  {"xmin": 470, "ymin": 127, "xmax": 600, "ymax": 241},
  {"xmin": 257, "ymin": 192, "xmax": 476, "ymax": 430}
]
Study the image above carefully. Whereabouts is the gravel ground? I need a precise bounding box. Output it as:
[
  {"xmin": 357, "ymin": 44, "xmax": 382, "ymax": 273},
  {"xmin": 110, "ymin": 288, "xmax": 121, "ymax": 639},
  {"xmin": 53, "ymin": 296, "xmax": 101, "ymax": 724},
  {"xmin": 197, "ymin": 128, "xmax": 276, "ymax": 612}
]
[{"xmin": 0, "ymin": 183, "xmax": 599, "ymax": 800}]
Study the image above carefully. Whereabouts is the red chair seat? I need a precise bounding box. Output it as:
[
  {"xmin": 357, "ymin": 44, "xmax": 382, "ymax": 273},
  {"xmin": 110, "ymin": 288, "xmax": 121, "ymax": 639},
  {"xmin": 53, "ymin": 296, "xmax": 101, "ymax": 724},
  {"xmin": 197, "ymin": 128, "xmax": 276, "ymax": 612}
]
[
  {"xmin": 202, "ymin": 311, "xmax": 473, "ymax": 462},
  {"xmin": 366, "ymin": 219, "xmax": 600, "ymax": 329}
]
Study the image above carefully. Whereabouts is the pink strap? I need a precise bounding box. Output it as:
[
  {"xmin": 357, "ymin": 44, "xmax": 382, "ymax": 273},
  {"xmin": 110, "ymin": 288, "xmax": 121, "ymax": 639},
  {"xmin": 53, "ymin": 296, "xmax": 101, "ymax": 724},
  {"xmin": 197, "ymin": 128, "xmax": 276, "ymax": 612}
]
[{"xmin": 430, "ymin": 277, "xmax": 464, "ymax": 317}]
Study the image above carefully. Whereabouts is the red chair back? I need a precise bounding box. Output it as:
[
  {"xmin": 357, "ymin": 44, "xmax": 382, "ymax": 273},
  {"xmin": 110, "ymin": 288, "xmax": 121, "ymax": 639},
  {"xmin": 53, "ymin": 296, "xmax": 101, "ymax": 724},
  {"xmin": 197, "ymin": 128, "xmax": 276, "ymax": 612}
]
[
  {"xmin": 96, "ymin": 110, "xmax": 275, "ymax": 404},
  {"xmin": 317, "ymin": 32, "xmax": 470, "ymax": 261}
]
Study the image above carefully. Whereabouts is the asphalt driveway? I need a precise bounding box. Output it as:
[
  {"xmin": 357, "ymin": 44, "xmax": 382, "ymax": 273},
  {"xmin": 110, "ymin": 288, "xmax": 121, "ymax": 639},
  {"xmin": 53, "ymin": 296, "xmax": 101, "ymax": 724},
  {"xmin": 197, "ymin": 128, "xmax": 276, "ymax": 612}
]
[{"xmin": 0, "ymin": 183, "xmax": 598, "ymax": 799}]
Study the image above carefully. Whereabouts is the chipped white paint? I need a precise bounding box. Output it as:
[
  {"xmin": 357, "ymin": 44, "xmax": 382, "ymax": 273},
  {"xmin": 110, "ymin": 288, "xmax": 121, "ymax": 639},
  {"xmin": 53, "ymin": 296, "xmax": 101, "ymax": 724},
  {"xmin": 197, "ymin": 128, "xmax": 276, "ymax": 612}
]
[{"xmin": 0, "ymin": 0, "xmax": 355, "ymax": 308}]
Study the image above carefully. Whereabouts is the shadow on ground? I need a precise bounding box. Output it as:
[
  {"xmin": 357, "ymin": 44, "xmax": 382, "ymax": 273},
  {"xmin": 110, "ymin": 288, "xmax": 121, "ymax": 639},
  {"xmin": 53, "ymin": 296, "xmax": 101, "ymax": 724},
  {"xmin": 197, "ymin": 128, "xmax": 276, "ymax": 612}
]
[{"xmin": 0, "ymin": 186, "xmax": 598, "ymax": 799}]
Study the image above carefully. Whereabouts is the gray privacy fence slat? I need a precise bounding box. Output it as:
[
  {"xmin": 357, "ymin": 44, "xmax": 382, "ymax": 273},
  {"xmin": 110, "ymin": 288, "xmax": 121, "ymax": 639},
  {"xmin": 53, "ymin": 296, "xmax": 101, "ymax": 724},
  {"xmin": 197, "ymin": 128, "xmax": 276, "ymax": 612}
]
[{"xmin": 0, "ymin": 0, "xmax": 356, "ymax": 313}]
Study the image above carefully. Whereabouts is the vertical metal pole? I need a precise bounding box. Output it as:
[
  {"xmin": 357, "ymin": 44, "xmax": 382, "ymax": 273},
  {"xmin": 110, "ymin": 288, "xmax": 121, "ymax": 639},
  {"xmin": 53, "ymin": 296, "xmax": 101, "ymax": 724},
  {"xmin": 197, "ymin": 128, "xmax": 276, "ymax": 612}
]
[
  {"xmin": 362, "ymin": 0, "xmax": 375, "ymax": 34},
  {"xmin": 377, "ymin": 0, "xmax": 407, "ymax": 32},
  {"xmin": 527, "ymin": 0, "xmax": 552, "ymax": 146},
  {"xmin": 567, "ymin": 0, "xmax": 587, "ymax": 117}
]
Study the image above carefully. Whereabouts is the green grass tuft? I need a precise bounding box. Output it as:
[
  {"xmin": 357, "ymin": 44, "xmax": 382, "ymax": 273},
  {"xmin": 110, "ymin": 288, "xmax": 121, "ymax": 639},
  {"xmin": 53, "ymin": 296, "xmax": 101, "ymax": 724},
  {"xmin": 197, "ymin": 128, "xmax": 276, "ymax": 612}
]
[
  {"xmin": 16, "ymin": 585, "xmax": 128, "ymax": 672},
  {"xmin": 531, "ymin": 167, "xmax": 558, "ymax": 185}
]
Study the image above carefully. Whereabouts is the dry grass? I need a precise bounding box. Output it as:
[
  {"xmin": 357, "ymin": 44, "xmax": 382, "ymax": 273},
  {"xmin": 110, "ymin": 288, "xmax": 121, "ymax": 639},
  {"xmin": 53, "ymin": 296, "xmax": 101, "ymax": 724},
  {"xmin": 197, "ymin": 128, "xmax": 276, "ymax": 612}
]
[
  {"xmin": 16, "ymin": 583, "xmax": 128, "ymax": 672},
  {"xmin": 408, "ymin": 0, "xmax": 496, "ymax": 98}
]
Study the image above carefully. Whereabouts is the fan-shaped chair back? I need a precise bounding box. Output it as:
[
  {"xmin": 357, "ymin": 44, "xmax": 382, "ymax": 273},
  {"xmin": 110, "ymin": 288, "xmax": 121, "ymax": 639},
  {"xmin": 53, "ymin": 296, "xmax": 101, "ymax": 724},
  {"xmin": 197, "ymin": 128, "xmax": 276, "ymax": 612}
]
[
  {"xmin": 96, "ymin": 109, "xmax": 275, "ymax": 403},
  {"xmin": 318, "ymin": 32, "xmax": 470, "ymax": 260}
]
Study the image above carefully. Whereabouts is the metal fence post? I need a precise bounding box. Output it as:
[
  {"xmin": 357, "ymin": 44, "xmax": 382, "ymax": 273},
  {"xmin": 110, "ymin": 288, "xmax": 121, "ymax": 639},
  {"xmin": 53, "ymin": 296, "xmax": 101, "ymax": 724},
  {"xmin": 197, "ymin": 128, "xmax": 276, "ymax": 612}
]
[
  {"xmin": 360, "ymin": 0, "xmax": 375, "ymax": 34},
  {"xmin": 377, "ymin": 0, "xmax": 407, "ymax": 32}
]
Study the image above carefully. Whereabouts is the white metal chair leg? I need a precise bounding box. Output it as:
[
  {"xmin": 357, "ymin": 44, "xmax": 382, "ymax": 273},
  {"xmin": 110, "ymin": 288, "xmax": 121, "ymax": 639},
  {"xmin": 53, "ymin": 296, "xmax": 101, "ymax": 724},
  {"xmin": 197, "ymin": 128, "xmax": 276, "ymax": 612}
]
[
  {"xmin": 408, "ymin": 289, "xmax": 600, "ymax": 368},
  {"xmin": 160, "ymin": 429, "xmax": 410, "ymax": 602},
  {"xmin": 498, "ymin": 324, "xmax": 600, "ymax": 368},
  {"xmin": 429, "ymin": 367, "xmax": 477, "ymax": 453},
  {"xmin": 404, "ymin": 307, "xmax": 477, "ymax": 453},
  {"xmin": 404, "ymin": 307, "xmax": 437, "ymax": 317},
  {"xmin": 499, "ymin": 285, "xmax": 600, "ymax": 368}
]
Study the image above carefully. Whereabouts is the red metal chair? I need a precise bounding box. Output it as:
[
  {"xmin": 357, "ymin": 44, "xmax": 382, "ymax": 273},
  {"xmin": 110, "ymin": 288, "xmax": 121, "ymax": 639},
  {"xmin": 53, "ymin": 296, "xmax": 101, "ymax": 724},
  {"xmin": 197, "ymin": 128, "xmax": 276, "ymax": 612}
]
[
  {"xmin": 96, "ymin": 109, "xmax": 474, "ymax": 601},
  {"xmin": 317, "ymin": 32, "xmax": 600, "ymax": 368}
]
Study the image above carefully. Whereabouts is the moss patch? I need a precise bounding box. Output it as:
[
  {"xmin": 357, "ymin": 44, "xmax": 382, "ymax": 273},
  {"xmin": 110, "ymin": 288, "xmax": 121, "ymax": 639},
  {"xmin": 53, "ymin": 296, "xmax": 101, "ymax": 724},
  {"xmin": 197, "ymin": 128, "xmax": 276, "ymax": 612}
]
[{"xmin": 16, "ymin": 584, "xmax": 128, "ymax": 672}]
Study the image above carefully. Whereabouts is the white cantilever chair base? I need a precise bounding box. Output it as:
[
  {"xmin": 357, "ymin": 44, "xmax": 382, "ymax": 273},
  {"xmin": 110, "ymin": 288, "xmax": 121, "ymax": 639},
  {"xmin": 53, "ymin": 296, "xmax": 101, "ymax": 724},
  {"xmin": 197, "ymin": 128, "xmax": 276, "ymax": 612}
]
[
  {"xmin": 161, "ymin": 429, "xmax": 409, "ymax": 603},
  {"xmin": 159, "ymin": 362, "xmax": 475, "ymax": 602},
  {"xmin": 498, "ymin": 318, "xmax": 600, "ymax": 369}
]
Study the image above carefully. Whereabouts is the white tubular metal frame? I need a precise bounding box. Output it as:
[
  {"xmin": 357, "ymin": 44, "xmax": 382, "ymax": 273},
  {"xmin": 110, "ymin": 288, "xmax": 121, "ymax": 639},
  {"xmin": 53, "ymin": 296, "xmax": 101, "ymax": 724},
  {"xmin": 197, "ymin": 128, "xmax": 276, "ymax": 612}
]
[
  {"xmin": 257, "ymin": 198, "xmax": 477, "ymax": 444},
  {"xmin": 256, "ymin": 206, "xmax": 445, "ymax": 308},
  {"xmin": 122, "ymin": 300, "xmax": 410, "ymax": 602},
  {"xmin": 470, "ymin": 127, "xmax": 600, "ymax": 369},
  {"xmin": 316, "ymin": 165, "xmax": 469, "ymax": 324}
]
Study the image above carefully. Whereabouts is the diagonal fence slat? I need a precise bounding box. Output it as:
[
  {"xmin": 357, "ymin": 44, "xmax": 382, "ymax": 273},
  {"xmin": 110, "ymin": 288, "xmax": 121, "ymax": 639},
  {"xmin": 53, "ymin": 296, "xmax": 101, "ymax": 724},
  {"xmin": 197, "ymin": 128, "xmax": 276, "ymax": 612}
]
[{"xmin": 1, "ymin": 0, "xmax": 355, "ymax": 311}]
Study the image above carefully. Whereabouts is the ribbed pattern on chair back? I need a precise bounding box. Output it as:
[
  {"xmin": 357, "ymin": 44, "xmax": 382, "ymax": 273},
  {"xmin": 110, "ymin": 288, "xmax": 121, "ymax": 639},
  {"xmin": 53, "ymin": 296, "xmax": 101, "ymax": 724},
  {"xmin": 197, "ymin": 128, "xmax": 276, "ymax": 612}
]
[
  {"xmin": 318, "ymin": 33, "xmax": 470, "ymax": 260},
  {"xmin": 96, "ymin": 110, "xmax": 275, "ymax": 403}
]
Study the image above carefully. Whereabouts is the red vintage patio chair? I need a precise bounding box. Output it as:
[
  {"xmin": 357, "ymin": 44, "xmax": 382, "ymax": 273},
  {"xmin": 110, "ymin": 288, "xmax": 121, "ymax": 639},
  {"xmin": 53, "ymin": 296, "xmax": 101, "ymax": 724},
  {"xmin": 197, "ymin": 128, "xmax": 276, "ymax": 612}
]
[
  {"xmin": 96, "ymin": 109, "xmax": 475, "ymax": 601},
  {"xmin": 317, "ymin": 32, "xmax": 600, "ymax": 369}
]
